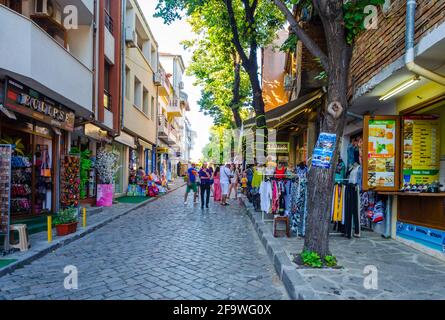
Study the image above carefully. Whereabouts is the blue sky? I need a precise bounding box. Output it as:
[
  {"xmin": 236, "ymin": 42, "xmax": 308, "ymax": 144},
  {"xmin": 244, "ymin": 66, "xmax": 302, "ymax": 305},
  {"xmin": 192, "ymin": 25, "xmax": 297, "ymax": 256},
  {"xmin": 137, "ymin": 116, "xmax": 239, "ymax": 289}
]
[{"xmin": 139, "ymin": 0, "xmax": 213, "ymax": 161}]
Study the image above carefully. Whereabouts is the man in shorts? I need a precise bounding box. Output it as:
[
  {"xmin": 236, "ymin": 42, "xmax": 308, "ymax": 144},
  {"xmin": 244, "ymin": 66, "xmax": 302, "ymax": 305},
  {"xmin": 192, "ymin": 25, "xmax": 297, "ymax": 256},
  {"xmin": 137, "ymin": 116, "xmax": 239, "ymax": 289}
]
[
  {"xmin": 184, "ymin": 163, "xmax": 198, "ymax": 205},
  {"xmin": 220, "ymin": 162, "xmax": 232, "ymax": 206}
]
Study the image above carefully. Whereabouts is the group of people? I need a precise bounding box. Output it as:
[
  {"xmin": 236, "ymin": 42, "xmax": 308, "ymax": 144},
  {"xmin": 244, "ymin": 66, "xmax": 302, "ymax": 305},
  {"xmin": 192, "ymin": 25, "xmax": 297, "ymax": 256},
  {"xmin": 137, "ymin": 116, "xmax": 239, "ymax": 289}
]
[{"xmin": 184, "ymin": 163, "xmax": 249, "ymax": 209}]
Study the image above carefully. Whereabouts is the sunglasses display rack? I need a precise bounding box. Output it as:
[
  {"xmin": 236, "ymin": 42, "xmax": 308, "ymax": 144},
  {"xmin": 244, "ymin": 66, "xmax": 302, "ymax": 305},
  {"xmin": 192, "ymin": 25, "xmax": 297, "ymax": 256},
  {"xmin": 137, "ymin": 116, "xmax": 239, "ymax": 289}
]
[
  {"xmin": 60, "ymin": 154, "xmax": 81, "ymax": 209},
  {"xmin": 0, "ymin": 145, "xmax": 12, "ymax": 253}
]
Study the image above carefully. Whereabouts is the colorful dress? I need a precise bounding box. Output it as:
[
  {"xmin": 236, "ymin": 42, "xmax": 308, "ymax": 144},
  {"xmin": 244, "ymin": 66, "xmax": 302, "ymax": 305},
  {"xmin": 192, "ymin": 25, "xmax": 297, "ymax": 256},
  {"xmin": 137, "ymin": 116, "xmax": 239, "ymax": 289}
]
[{"xmin": 213, "ymin": 172, "xmax": 222, "ymax": 201}]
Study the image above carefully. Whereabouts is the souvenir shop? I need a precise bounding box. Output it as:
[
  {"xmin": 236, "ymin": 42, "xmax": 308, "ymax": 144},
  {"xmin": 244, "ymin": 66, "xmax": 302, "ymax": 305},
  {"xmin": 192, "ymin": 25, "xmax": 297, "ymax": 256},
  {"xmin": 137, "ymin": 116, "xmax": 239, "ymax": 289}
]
[
  {"xmin": 0, "ymin": 78, "xmax": 75, "ymax": 221},
  {"xmin": 69, "ymin": 123, "xmax": 113, "ymax": 205},
  {"xmin": 361, "ymin": 96, "xmax": 445, "ymax": 255}
]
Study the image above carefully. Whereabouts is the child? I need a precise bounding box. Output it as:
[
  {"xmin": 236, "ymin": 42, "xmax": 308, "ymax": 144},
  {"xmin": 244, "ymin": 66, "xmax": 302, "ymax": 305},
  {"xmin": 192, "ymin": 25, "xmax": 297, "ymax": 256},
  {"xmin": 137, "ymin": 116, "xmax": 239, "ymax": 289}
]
[{"xmin": 241, "ymin": 172, "xmax": 248, "ymax": 195}]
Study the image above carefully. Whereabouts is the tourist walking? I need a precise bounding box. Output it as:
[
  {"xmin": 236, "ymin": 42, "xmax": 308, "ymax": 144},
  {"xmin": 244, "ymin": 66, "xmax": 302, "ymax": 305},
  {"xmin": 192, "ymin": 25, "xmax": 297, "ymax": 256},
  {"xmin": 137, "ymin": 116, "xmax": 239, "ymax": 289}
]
[
  {"xmin": 220, "ymin": 163, "xmax": 232, "ymax": 206},
  {"xmin": 228, "ymin": 164, "xmax": 240, "ymax": 200},
  {"xmin": 199, "ymin": 163, "xmax": 212, "ymax": 209},
  {"xmin": 213, "ymin": 166, "xmax": 222, "ymax": 202},
  {"xmin": 184, "ymin": 163, "xmax": 198, "ymax": 205}
]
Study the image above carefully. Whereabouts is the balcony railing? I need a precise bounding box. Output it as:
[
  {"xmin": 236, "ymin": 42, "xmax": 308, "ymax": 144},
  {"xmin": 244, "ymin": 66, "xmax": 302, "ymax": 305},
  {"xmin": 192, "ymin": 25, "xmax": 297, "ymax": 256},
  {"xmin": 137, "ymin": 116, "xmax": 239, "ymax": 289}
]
[{"xmin": 104, "ymin": 10, "xmax": 113, "ymax": 34}]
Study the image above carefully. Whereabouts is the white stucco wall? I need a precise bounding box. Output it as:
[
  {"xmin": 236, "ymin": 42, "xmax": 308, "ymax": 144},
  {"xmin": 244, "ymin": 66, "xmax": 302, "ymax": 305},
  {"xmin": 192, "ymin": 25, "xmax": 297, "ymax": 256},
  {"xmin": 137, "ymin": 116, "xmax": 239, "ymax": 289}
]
[{"xmin": 0, "ymin": 6, "xmax": 93, "ymax": 113}]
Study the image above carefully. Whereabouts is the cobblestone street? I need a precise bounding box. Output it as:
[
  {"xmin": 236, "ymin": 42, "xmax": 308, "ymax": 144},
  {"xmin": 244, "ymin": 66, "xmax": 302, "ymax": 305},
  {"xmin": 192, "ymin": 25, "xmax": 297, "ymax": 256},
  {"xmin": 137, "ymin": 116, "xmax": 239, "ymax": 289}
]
[{"xmin": 0, "ymin": 187, "xmax": 288, "ymax": 300}]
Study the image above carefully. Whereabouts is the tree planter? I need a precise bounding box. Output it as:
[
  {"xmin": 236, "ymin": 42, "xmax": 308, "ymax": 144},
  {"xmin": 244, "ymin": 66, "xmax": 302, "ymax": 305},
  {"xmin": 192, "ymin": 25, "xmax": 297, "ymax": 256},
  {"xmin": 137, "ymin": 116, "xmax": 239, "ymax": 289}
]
[
  {"xmin": 97, "ymin": 184, "xmax": 114, "ymax": 207},
  {"xmin": 56, "ymin": 222, "xmax": 78, "ymax": 236}
]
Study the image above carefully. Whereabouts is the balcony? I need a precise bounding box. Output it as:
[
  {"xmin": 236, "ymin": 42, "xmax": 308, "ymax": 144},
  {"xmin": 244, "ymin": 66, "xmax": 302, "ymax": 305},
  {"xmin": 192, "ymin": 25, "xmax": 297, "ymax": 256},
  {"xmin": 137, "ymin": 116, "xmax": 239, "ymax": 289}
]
[
  {"xmin": 157, "ymin": 69, "xmax": 171, "ymax": 97},
  {"xmin": 0, "ymin": 5, "xmax": 93, "ymax": 115},
  {"xmin": 158, "ymin": 115, "xmax": 169, "ymax": 141},
  {"xmin": 167, "ymin": 127, "xmax": 177, "ymax": 146},
  {"xmin": 104, "ymin": 9, "xmax": 115, "ymax": 64},
  {"xmin": 167, "ymin": 99, "xmax": 182, "ymax": 117}
]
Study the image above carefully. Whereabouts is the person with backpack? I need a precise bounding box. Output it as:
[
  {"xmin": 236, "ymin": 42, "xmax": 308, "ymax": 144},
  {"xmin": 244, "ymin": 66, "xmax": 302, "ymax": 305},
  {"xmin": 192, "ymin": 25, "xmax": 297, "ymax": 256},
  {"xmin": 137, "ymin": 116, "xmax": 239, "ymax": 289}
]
[{"xmin": 184, "ymin": 163, "xmax": 198, "ymax": 205}]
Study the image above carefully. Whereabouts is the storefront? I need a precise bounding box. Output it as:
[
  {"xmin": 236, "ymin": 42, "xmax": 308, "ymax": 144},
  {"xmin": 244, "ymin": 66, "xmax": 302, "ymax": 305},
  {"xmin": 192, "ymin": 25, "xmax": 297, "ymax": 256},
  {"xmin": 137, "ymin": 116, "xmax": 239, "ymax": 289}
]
[
  {"xmin": 0, "ymin": 78, "xmax": 75, "ymax": 220},
  {"xmin": 114, "ymin": 131, "xmax": 136, "ymax": 196},
  {"xmin": 70, "ymin": 123, "xmax": 113, "ymax": 205},
  {"xmin": 360, "ymin": 97, "xmax": 445, "ymax": 256}
]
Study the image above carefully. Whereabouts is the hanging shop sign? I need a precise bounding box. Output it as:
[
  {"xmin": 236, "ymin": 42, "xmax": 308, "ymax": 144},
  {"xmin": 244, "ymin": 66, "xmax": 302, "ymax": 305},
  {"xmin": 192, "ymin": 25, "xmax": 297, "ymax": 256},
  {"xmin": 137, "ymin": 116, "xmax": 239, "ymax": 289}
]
[
  {"xmin": 4, "ymin": 78, "xmax": 75, "ymax": 131},
  {"xmin": 267, "ymin": 142, "xmax": 290, "ymax": 154},
  {"xmin": 363, "ymin": 115, "xmax": 400, "ymax": 191},
  {"xmin": 157, "ymin": 147, "xmax": 169, "ymax": 154},
  {"xmin": 402, "ymin": 115, "xmax": 440, "ymax": 185},
  {"xmin": 311, "ymin": 132, "xmax": 337, "ymax": 169},
  {"xmin": 114, "ymin": 131, "xmax": 136, "ymax": 149}
]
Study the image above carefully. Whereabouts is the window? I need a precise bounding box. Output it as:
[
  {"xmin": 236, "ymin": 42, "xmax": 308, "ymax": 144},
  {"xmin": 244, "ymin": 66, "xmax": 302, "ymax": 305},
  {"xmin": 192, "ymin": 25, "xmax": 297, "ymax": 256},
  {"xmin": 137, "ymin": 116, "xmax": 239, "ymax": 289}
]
[
  {"xmin": 151, "ymin": 46, "xmax": 157, "ymax": 70},
  {"xmin": 143, "ymin": 88, "xmax": 149, "ymax": 116},
  {"xmin": 125, "ymin": 66, "xmax": 130, "ymax": 100},
  {"xmin": 134, "ymin": 77, "xmax": 142, "ymax": 109},
  {"xmin": 104, "ymin": 62, "xmax": 111, "ymax": 110},
  {"xmin": 151, "ymin": 96, "xmax": 155, "ymax": 119},
  {"xmin": 104, "ymin": 0, "xmax": 113, "ymax": 33},
  {"xmin": 8, "ymin": 0, "xmax": 22, "ymax": 13}
]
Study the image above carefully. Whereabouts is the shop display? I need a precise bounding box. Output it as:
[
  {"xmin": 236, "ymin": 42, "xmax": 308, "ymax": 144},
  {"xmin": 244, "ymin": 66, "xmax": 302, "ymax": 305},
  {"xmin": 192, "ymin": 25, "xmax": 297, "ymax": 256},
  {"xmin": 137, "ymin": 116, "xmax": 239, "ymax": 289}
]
[
  {"xmin": 0, "ymin": 145, "xmax": 12, "ymax": 243},
  {"xmin": 402, "ymin": 116, "xmax": 440, "ymax": 185},
  {"xmin": 60, "ymin": 155, "xmax": 80, "ymax": 209},
  {"xmin": 96, "ymin": 149, "xmax": 120, "ymax": 207},
  {"xmin": 34, "ymin": 144, "xmax": 52, "ymax": 214},
  {"xmin": 10, "ymin": 155, "xmax": 32, "ymax": 215}
]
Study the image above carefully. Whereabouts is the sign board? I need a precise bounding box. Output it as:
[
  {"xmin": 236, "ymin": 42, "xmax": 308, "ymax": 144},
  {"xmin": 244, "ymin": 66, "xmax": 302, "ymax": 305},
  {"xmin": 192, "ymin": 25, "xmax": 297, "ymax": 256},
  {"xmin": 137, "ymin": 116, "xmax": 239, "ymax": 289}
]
[
  {"xmin": 157, "ymin": 147, "xmax": 169, "ymax": 154},
  {"xmin": 402, "ymin": 115, "xmax": 440, "ymax": 185},
  {"xmin": 84, "ymin": 123, "xmax": 113, "ymax": 143},
  {"xmin": 4, "ymin": 78, "xmax": 75, "ymax": 131},
  {"xmin": 267, "ymin": 142, "xmax": 289, "ymax": 154},
  {"xmin": 311, "ymin": 133, "xmax": 337, "ymax": 169},
  {"xmin": 363, "ymin": 115, "xmax": 400, "ymax": 191}
]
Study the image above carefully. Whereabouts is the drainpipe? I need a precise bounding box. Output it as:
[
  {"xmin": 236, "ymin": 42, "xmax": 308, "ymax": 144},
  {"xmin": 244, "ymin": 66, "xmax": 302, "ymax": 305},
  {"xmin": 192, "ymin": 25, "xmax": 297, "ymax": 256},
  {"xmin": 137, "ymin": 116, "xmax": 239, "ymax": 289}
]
[
  {"xmin": 120, "ymin": 0, "xmax": 126, "ymax": 133},
  {"xmin": 405, "ymin": 0, "xmax": 445, "ymax": 85},
  {"xmin": 92, "ymin": 0, "xmax": 97, "ymax": 119}
]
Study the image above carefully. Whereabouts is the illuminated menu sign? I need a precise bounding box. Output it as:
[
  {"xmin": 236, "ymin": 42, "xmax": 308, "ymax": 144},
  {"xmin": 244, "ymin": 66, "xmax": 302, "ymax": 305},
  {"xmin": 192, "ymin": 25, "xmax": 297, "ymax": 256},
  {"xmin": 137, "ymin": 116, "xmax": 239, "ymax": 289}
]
[{"xmin": 402, "ymin": 115, "xmax": 440, "ymax": 184}]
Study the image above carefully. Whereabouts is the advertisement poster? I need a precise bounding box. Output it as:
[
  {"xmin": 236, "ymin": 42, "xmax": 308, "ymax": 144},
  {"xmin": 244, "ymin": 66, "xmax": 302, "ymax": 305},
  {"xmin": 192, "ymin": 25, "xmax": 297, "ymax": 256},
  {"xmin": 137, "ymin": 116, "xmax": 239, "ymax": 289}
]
[
  {"xmin": 367, "ymin": 119, "xmax": 396, "ymax": 188},
  {"xmin": 402, "ymin": 116, "xmax": 440, "ymax": 184},
  {"xmin": 312, "ymin": 133, "xmax": 337, "ymax": 169}
]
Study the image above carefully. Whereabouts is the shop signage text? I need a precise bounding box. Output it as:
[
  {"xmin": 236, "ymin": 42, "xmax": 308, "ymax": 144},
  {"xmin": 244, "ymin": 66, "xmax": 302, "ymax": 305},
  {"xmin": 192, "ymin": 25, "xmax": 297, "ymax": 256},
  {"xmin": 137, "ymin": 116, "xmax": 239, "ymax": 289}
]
[
  {"xmin": 267, "ymin": 142, "xmax": 289, "ymax": 154},
  {"xmin": 5, "ymin": 79, "xmax": 75, "ymax": 131}
]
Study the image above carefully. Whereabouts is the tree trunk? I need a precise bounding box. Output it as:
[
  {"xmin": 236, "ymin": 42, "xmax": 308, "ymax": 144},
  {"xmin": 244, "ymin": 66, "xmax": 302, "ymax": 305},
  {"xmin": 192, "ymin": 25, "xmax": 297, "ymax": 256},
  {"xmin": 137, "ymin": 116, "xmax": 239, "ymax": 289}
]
[
  {"xmin": 231, "ymin": 61, "xmax": 243, "ymax": 129},
  {"xmin": 303, "ymin": 0, "xmax": 352, "ymax": 258}
]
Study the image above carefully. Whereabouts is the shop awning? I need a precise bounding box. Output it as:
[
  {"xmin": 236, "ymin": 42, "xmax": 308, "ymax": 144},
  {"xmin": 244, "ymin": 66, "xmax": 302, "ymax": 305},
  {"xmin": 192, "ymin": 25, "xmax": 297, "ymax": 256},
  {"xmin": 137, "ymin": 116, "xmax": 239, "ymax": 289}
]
[
  {"xmin": 138, "ymin": 138, "xmax": 153, "ymax": 150},
  {"xmin": 244, "ymin": 90, "xmax": 323, "ymax": 128},
  {"xmin": 114, "ymin": 131, "xmax": 136, "ymax": 149}
]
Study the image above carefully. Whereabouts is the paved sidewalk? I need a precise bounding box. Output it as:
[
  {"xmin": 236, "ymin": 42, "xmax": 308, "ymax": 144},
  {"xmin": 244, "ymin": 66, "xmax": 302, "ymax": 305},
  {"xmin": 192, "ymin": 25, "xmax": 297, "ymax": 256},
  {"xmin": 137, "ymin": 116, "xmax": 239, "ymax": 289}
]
[
  {"xmin": 0, "ymin": 186, "xmax": 287, "ymax": 300},
  {"xmin": 240, "ymin": 195, "xmax": 445, "ymax": 300},
  {"xmin": 0, "ymin": 180, "xmax": 185, "ymax": 278}
]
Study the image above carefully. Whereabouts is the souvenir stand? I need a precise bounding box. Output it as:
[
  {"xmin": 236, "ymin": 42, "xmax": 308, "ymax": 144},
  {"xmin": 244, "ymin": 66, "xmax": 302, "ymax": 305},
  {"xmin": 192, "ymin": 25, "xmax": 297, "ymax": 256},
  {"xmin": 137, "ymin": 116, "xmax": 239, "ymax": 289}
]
[
  {"xmin": 0, "ymin": 145, "xmax": 12, "ymax": 254},
  {"xmin": 60, "ymin": 154, "xmax": 81, "ymax": 211}
]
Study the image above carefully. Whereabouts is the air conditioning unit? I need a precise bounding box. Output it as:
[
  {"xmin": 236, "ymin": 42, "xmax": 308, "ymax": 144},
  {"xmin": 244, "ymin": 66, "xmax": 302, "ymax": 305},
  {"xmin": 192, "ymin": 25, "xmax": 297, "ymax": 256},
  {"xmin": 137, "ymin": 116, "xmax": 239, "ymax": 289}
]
[
  {"xmin": 125, "ymin": 27, "xmax": 137, "ymax": 48},
  {"xmin": 153, "ymin": 72, "xmax": 162, "ymax": 86},
  {"xmin": 35, "ymin": 0, "xmax": 55, "ymax": 17},
  {"xmin": 179, "ymin": 81, "xmax": 184, "ymax": 90},
  {"xmin": 284, "ymin": 74, "xmax": 295, "ymax": 91}
]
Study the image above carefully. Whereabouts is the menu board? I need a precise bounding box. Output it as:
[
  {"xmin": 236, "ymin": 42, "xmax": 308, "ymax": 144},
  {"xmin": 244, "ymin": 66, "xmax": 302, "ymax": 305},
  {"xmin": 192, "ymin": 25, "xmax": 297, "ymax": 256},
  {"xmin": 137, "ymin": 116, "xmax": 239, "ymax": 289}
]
[
  {"xmin": 363, "ymin": 116, "xmax": 400, "ymax": 191},
  {"xmin": 402, "ymin": 116, "xmax": 440, "ymax": 184},
  {"xmin": 0, "ymin": 145, "xmax": 12, "ymax": 245}
]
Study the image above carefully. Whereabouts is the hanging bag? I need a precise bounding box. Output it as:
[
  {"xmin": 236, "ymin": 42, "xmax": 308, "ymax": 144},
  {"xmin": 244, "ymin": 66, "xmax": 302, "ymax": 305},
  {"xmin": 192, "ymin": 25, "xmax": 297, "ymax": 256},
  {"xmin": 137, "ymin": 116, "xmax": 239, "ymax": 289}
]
[{"xmin": 40, "ymin": 149, "xmax": 51, "ymax": 177}]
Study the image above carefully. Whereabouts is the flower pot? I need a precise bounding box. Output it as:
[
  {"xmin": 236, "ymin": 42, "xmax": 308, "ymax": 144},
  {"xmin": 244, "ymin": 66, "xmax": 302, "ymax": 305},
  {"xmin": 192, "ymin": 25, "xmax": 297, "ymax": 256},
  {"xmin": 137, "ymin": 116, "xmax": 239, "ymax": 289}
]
[
  {"xmin": 97, "ymin": 184, "xmax": 114, "ymax": 207},
  {"xmin": 56, "ymin": 222, "xmax": 78, "ymax": 236}
]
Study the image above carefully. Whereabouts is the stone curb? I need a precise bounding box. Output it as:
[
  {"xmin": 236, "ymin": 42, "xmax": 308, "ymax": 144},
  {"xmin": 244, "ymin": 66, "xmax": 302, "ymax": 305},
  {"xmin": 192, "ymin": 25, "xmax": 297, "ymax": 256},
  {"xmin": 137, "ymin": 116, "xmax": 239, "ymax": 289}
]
[
  {"xmin": 239, "ymin": 196, "xmax": 320, "ymax": 300},
  {"xmin": 0, "ymin": 183, "xmax": 186, "ymax": 278}
]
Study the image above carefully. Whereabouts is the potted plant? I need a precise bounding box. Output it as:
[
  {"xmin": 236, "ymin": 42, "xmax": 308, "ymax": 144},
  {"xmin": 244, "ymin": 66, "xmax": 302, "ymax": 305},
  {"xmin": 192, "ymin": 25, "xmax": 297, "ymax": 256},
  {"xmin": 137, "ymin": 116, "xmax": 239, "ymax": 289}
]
[
  {"xmin": 96, "ymin": 148, "xmax": 120, "ymax": 207},
  {"xmin": 54, "ymin": 207, "xmax": 78, "ymax": 236}
]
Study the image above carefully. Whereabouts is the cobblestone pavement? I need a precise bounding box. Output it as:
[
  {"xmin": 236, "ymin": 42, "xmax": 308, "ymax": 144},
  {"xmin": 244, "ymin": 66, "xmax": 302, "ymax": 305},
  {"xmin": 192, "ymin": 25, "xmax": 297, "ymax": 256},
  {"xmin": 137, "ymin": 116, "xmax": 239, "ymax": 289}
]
[{"xmin": 0, "ymin": 187, "xmax": 288, "ymax": 300}]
